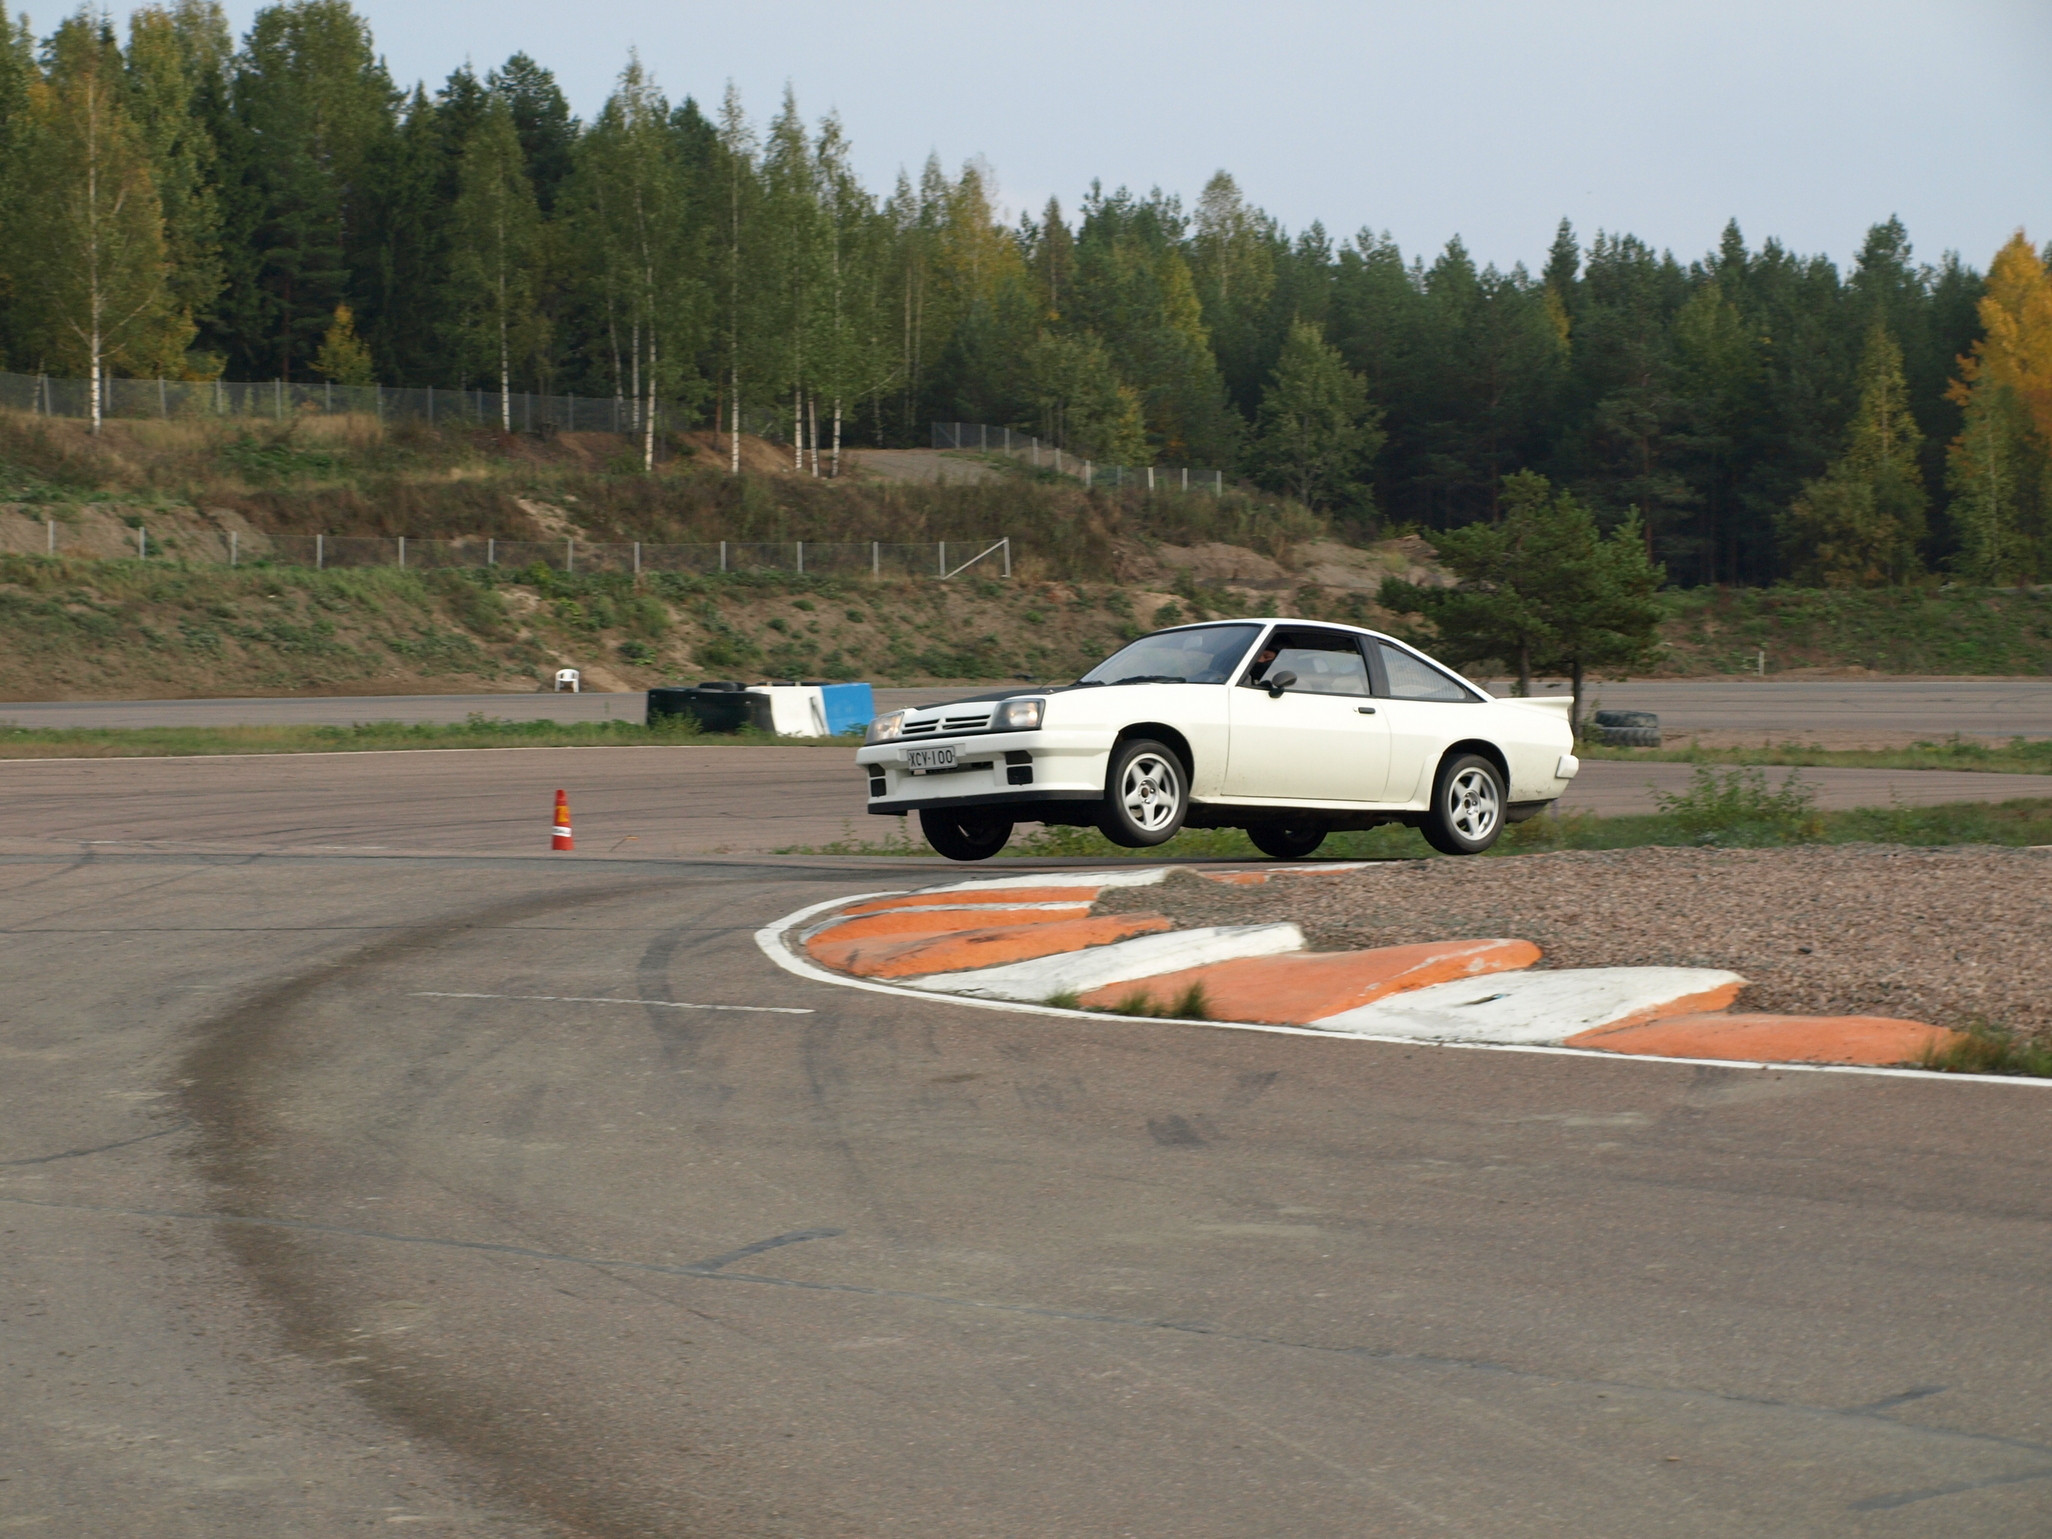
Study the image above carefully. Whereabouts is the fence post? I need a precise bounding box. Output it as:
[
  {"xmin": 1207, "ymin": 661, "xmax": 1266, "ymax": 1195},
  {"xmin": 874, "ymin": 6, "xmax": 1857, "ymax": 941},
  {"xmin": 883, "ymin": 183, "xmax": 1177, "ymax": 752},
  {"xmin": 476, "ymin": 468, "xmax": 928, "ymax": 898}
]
[
  {"xmin": 1032, "ymin": 439, "xmax": 1039, "ymax": 467},
  {"xmin": 325, "ymin": 381, "xmax": 332, "ymax": 413},
  {"xmin": 397, "ymin": 535, "xmax": 405, "ymax": 569},
  {"xmin": 796, "ymin": 540, "xmax": 804, "ymax": 576},
  {"xmin": 316, "ymin": 533, "xmax": 323, "ymax": 570},
  {"xmin": 1085, "ymin": 461, "xmax": 1093, "ymax": 488},
  {"xmin": 230, "ymin": 531, "xmax": 237, "ymax": 567},
  {"xmin": 568, "ymin": 394, "xmax": 575, "ymax": 431},
  {"xmin": 938, "ymin": 540, "xmax": 946, "ymax": 578},
  {"xmin": 566, "ymin": 537, "xmax": 574, "ymax": 574},
  {"xmin": 720, "ymin": 539, "xmax": 727, "ymax": 573},
  {"xmin": 633, "ymin": 541, "xmax": 641, "ymax": 575},
  {"xmin": 872, "ymin": 540, "xmax": 879, "ymax": 578},
  {"xmin": 1215, "ymin": 470, "xmax": 1222, "ymax": 495},
  {"xmin": 1055, "ymin": 447, "xmax": 1063, "ymax": 473},
  {"xmin": 138, "ymin": 525, "xmax": 146, "ymax": 559},
  {"xmin": 1182, "ymin": 467, "xmax": 1188, "ymax": 491},
  {"xmin": 427, "ymin": 385, "xmax": 434, "ymax": 425},
  {"xmin": 158, "ymin": 378, "xmax": 167, "ymax": 418},
  {"xmin": 980, "ymin": 424, "xmax": 987, "ymax": 450},
  {"xmin": 1002, "ymin": 537, "xmax": 1011, "ymax": 578}
]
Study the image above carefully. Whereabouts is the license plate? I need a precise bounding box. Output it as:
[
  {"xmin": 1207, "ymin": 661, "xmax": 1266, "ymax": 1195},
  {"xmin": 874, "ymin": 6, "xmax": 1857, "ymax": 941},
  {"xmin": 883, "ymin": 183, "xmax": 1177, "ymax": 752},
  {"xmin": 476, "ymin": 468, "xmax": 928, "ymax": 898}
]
[{"xmin": 905, "ymin": 746, "xmax": 957, "ymax": 771}]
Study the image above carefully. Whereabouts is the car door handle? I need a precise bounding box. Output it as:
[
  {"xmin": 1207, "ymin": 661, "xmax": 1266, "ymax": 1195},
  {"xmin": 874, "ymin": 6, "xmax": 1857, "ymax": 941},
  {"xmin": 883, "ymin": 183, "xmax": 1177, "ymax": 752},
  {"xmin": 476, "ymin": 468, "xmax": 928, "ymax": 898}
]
[{"xmin": 1357, "ymin": 706, "xmax": 1377, "ymax": 714}]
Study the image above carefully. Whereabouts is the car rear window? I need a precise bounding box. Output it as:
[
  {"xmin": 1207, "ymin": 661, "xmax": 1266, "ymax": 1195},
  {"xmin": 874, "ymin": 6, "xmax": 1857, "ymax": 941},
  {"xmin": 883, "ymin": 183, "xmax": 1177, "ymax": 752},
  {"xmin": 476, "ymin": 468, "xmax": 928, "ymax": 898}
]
[{"xmin": 1376, "ymin": 641, "xmax": 1477, "ymax": 702}]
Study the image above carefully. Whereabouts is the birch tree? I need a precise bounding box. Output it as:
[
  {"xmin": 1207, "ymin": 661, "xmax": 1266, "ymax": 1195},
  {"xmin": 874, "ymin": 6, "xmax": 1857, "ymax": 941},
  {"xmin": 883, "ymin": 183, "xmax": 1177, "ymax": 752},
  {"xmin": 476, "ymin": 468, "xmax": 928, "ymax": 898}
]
[
  {"xmin": 16, "ymin": 18, "xmax": 187, "ymax": 428},
  {"xmin": 446, "ymin": 96, "xmax": 539, "ymax": 427}
]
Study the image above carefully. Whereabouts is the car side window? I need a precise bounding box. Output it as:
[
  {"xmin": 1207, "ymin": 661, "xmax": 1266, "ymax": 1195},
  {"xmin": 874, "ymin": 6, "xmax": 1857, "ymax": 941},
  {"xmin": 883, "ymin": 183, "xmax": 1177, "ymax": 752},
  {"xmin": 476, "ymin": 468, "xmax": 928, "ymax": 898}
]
[
  {"xmin": 1376, "ymin": 641, "xmax": 1475, "ymax": 702},
  {"xmin": 1243, "ymin": 629, "xmax": 1371, "ymax": 697}
]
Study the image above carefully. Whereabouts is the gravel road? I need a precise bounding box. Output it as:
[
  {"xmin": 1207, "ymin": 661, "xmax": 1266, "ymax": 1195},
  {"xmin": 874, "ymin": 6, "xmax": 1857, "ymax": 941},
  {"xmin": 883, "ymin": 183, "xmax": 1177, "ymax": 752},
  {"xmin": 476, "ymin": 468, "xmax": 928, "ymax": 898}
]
[{"xmin": 1098, "ymin": 845, "xmax": 2052, "ymax": 1040}]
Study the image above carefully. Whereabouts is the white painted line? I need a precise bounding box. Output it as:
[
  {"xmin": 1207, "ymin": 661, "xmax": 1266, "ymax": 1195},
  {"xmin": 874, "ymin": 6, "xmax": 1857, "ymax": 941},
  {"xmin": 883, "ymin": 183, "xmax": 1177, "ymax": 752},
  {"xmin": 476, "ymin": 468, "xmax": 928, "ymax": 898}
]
[
  {"xmin": 1310, "ymin": 967, "xmax": 1743, "ymax": 1044},
  {"xmin": 906, "ymin": 924, "xmax": 1308, "ymax": 1001},
  {"xmin": 412, "ymin": 991, "xmax": 813, "ymax": 1015},
  {"xmin": 750, "ymin": 894, "xmax": 2051, "ymax": 1087}
]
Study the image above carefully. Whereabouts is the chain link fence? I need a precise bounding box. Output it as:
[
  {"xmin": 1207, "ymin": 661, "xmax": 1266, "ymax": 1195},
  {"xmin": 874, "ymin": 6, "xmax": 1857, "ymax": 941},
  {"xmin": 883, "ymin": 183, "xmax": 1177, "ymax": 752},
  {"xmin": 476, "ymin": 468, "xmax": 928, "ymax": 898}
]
[
  {"xmin": 0, "ymin": 369, "xmax": 789, "ymax": 440},
  {"xmin": 13, "ymin": 516, "xmax": 1012, "ymax": 581},
  {"xmin": 931, "ymin": 421, "xmax": 1229, "ymax": 496}
]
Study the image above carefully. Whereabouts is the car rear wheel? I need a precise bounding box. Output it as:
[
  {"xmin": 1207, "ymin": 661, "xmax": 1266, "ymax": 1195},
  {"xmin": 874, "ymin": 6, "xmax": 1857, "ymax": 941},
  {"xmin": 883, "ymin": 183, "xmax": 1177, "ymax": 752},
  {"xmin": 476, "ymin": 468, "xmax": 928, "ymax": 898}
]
[
  {"xmin": 1420, "ymin": 753, "xmax": 1504, "ymax": 855},
  {"xmin": 1247, "ymin": 825, "xmax": 1326, "ymax": 860},
  {"xmin": 919, "ymin": 809, "xmax": 1015, "ymax": 861},
  {"xmin": 1096, "ymin": 739, "xmax": 1188, "ymax": 848}
]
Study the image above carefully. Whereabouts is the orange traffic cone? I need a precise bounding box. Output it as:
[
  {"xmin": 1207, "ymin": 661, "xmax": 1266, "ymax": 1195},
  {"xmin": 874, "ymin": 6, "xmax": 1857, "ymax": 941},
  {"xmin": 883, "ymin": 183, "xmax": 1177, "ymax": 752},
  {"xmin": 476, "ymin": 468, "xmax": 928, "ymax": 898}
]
[{"xmin": 551, "ymin": 789, "xmax": 574, "ymax": 851}]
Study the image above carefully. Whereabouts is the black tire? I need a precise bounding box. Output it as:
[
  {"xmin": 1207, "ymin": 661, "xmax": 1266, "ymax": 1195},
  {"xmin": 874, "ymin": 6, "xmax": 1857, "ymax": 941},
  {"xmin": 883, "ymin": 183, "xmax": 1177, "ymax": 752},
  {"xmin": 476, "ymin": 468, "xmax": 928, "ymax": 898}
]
[
  {"xmin": 919, "ymin": 809, "xmax": 1015, "ymax": 862},
  {"xmin": 1592, "ymin": 709, "xmax": 1659, "ymax": 729},
  {"xmin": 1593, "ymin": 724, "xmax": 1662, "ymax": 748},
  {"xmin": 1247, "ymin": 825, "xmax": 1326, "ymax": 860},
  {"xmin": 1420, "ymin": 753, "xmax": 1506, "ymax": 856},
  {"xmin": 1096, "ymin": 738, "xmax": 1189, "ymax": 848}
]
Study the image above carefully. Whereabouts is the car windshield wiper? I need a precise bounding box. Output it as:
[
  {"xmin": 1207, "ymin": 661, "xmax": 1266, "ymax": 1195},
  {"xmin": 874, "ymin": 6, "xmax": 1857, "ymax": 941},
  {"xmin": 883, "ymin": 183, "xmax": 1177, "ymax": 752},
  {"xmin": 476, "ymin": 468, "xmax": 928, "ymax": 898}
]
[{"xmin": 1105, "ymin": 674, "xmax": 1186, "ymax": 686}]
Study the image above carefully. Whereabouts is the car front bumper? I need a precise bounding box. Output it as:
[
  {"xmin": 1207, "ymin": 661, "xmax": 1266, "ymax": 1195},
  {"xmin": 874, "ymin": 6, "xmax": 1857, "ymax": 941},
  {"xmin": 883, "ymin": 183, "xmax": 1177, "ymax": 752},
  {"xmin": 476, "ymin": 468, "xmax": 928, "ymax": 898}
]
[{"xmin": 855, "ymin": 730, "xmax": 1108, "ymax": 814}]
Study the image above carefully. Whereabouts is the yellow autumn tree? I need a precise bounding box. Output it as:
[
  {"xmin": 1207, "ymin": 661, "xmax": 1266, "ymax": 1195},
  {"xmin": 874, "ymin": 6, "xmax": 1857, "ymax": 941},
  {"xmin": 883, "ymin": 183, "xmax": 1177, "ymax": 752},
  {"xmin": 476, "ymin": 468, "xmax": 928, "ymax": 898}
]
[{"xmin": 1946, "ymin": 232, "xmax": 2052, "ymax": 582}]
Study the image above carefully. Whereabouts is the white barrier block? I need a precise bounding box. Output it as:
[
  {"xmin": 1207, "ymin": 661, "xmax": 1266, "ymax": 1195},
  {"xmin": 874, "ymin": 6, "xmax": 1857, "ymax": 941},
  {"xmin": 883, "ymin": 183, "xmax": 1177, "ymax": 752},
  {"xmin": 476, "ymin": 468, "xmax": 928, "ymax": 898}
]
[
  {"xmin": 1310, "ymin": 966, "xmax": 1745, "ymax": 1045},
  {"xmin": 909, "ymin": 923, "xmax": 1306, "ymax": 1002}
]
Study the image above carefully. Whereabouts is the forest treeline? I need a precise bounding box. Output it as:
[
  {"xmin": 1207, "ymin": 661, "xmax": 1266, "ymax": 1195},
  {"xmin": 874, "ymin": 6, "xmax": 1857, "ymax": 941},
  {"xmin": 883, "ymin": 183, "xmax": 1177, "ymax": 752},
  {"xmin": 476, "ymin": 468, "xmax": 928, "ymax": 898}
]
[{"xmin": 2, "ymin": 0, "xmax": 2050, "ymax": 587}]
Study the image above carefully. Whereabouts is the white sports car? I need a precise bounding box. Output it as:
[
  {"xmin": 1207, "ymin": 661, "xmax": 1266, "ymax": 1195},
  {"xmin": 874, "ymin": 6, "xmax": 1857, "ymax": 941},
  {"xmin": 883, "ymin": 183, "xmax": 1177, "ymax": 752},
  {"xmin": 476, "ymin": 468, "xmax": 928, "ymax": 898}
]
[{"xmin": 857, "ymin": 619, "xmax": 1580, "ymax": 861}]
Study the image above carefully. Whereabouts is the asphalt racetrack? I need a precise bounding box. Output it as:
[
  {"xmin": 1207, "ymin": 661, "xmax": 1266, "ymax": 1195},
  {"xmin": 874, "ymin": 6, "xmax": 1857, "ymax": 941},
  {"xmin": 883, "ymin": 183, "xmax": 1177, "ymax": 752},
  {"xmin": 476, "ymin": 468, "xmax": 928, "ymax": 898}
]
[{"xmin": 6, "ymin": 833, "xmax": 2052, "ymax": 1537}]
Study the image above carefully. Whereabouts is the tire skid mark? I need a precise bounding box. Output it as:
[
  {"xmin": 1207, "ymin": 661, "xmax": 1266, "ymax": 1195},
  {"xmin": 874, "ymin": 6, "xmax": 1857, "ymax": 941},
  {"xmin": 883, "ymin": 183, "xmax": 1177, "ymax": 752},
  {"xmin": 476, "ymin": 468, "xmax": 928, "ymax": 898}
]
[{"xmin": 10, "ymin": 1184, "xmax": 2052, "ymax": 1510}]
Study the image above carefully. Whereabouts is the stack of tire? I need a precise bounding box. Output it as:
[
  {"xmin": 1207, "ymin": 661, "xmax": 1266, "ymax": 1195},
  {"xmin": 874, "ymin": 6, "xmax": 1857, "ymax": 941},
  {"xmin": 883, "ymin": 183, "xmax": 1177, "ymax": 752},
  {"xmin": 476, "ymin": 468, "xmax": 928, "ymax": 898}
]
[{"xmin": 1586, "ymin": 709, "xmax": 1661, "ymax": 748}]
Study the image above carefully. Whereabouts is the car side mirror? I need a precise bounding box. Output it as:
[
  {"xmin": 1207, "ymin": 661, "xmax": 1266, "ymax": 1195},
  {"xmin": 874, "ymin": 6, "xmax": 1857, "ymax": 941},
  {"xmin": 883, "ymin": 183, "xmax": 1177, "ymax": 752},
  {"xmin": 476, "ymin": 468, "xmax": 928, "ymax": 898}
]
[{"xmin": 1265, "ymin": 670, "xmax": 1297, "ymax": 698}]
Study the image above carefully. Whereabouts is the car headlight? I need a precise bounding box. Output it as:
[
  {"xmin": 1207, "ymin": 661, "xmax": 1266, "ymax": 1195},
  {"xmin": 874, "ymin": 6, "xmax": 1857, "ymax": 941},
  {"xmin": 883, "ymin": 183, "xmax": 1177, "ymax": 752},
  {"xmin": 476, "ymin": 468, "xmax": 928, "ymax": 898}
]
[
  {"xmin": 865, "ymin": 710, "xmax": 906, "ymax": 745},
  {"xmin": 996, "ymin": 698, "xmax": 1044, "ymax": 731}
]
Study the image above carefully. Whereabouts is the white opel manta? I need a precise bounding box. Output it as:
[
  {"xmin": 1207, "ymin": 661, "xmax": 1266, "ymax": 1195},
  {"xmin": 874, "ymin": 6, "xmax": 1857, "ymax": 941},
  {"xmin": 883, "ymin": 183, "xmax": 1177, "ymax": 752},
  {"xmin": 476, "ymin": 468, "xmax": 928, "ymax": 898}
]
[{"xmin": 857, "ymin": 619, "xmax": 1581, "ymax": 861}]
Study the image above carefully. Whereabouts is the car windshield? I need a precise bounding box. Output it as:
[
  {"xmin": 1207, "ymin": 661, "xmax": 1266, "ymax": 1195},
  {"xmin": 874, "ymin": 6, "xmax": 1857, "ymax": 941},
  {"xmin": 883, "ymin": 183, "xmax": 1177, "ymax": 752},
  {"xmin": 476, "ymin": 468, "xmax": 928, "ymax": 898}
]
[{"xmin": 1077, "ymin": 623, "xmax": 1262, "ymax": 687}]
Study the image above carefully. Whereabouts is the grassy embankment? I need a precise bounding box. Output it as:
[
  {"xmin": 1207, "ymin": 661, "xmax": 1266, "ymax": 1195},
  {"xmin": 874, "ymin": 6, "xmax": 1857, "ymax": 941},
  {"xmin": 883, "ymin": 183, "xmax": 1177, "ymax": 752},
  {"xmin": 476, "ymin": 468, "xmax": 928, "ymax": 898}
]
[{"xmin": 0, "ymin": 407, "xmax": 1328, "ymax": 698}]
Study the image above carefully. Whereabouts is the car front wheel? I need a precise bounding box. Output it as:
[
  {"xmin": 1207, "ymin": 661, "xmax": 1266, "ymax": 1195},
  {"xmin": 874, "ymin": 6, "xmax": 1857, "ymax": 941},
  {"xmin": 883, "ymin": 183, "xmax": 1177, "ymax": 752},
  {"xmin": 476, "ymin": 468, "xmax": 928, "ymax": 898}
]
[
  {"xmin": 1097, "ymin": 739, "xmax": 1188, "ymax": 848},
  {"xmin": 920, "ymin": 809, "xmax": 1015, "ymax": 861},
  {"xmin": 1420, "ymin": 753, "xmax": 1504, "ymax": 855}
]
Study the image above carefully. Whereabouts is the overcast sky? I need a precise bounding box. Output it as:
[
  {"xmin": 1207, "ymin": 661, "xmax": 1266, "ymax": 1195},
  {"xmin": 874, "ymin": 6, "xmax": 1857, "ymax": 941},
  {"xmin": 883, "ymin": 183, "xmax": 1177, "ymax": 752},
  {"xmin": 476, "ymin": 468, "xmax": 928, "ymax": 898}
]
[{"xmin": 139, "ymin": 0, "xmax": 2052, "ymax": 272}]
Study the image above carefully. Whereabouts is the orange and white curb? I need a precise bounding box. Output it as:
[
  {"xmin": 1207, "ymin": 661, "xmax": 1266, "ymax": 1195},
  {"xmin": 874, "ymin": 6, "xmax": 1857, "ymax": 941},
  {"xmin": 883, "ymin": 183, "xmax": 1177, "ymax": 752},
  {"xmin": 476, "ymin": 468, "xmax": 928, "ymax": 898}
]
[{"xmin": 755, "ymin": 868, "xmax": 2043, "ymax": 1084}]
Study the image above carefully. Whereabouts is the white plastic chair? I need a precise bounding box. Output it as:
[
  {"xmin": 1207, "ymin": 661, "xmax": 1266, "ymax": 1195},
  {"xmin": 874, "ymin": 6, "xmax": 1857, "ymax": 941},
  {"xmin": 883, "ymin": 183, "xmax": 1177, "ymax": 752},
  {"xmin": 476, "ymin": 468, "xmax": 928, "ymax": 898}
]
[{"xmin": 553, "ymin": 668, "xmax": 581, "ymax": 693}]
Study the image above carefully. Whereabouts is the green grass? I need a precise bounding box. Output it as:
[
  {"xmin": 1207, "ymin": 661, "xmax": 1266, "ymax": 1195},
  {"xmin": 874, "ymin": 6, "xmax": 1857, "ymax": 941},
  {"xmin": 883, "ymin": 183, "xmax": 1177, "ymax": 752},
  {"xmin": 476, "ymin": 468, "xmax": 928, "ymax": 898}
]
[
  {"xmin": 1918, "ymin": 1021, "xmax": 2052, "ymax": 1078},
  {"xmin": 0, "ymin": 713, "xmax": 861, "ymax": 758},
  {"xmin": 792, "ymin": 779, "xmax": 2052, "ymax": 860},
  {"xmin": 1578, "ymin": 734, "xmax": 2052, "ymax": 776}
]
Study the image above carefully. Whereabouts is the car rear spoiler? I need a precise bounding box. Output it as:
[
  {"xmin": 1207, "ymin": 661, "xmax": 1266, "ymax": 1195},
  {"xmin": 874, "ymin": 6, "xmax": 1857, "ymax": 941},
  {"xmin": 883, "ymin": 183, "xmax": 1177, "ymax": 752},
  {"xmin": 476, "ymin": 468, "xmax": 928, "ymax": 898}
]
[{"xmin": 1504, "ymin": 695, "xmax": 1574, "ymax": 723}]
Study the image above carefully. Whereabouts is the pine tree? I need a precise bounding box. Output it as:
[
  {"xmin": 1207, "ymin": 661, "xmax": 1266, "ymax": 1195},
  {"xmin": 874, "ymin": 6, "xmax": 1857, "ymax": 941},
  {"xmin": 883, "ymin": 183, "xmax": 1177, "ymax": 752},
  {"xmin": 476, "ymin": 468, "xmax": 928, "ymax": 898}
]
[
  {"xmin": 1779, "ymin": 324, "xmax": 1928, "ymax": 585},
  {"xmin": 313, "ymin": 300, "xmax": 371, "ymax": 384},
  {"xmin": 123, "ymin": 2, "xmax": 229, "ymax": 372},
  {"xmin": 1381, "ymin": 471, "xmax": 1663, "ymax": 727},
  {"xmin": 1248, "ymin": 319, "xmax": 1382, "ymax": 509}
]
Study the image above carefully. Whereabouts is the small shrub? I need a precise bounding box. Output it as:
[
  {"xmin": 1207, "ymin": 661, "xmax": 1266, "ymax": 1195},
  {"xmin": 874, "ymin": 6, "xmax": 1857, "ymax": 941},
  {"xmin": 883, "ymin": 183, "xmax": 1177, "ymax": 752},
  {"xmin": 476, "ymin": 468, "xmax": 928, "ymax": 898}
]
[
  {"xmin": 617, "ymin": 639, "xmax": 654, "ymax": 663},
  {"xmin": 1102, "ymin": 982, "xmax": 1212, "ymax": 1020},
  {"xmin": 1919, "ymin": 1021, "xmax": 2052, "ymax": 1078},
  {"xmin": 1651, "ymin": 764, "xmax": 1823, "ymax": 844}
]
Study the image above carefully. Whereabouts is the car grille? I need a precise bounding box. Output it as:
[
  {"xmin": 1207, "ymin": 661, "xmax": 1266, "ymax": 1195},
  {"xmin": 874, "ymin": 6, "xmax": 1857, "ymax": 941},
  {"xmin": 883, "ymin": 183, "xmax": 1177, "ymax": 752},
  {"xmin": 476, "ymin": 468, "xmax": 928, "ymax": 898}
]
[{"xmin": 899, "ymin": 710, "xmax": 993, "ymax": 738}]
